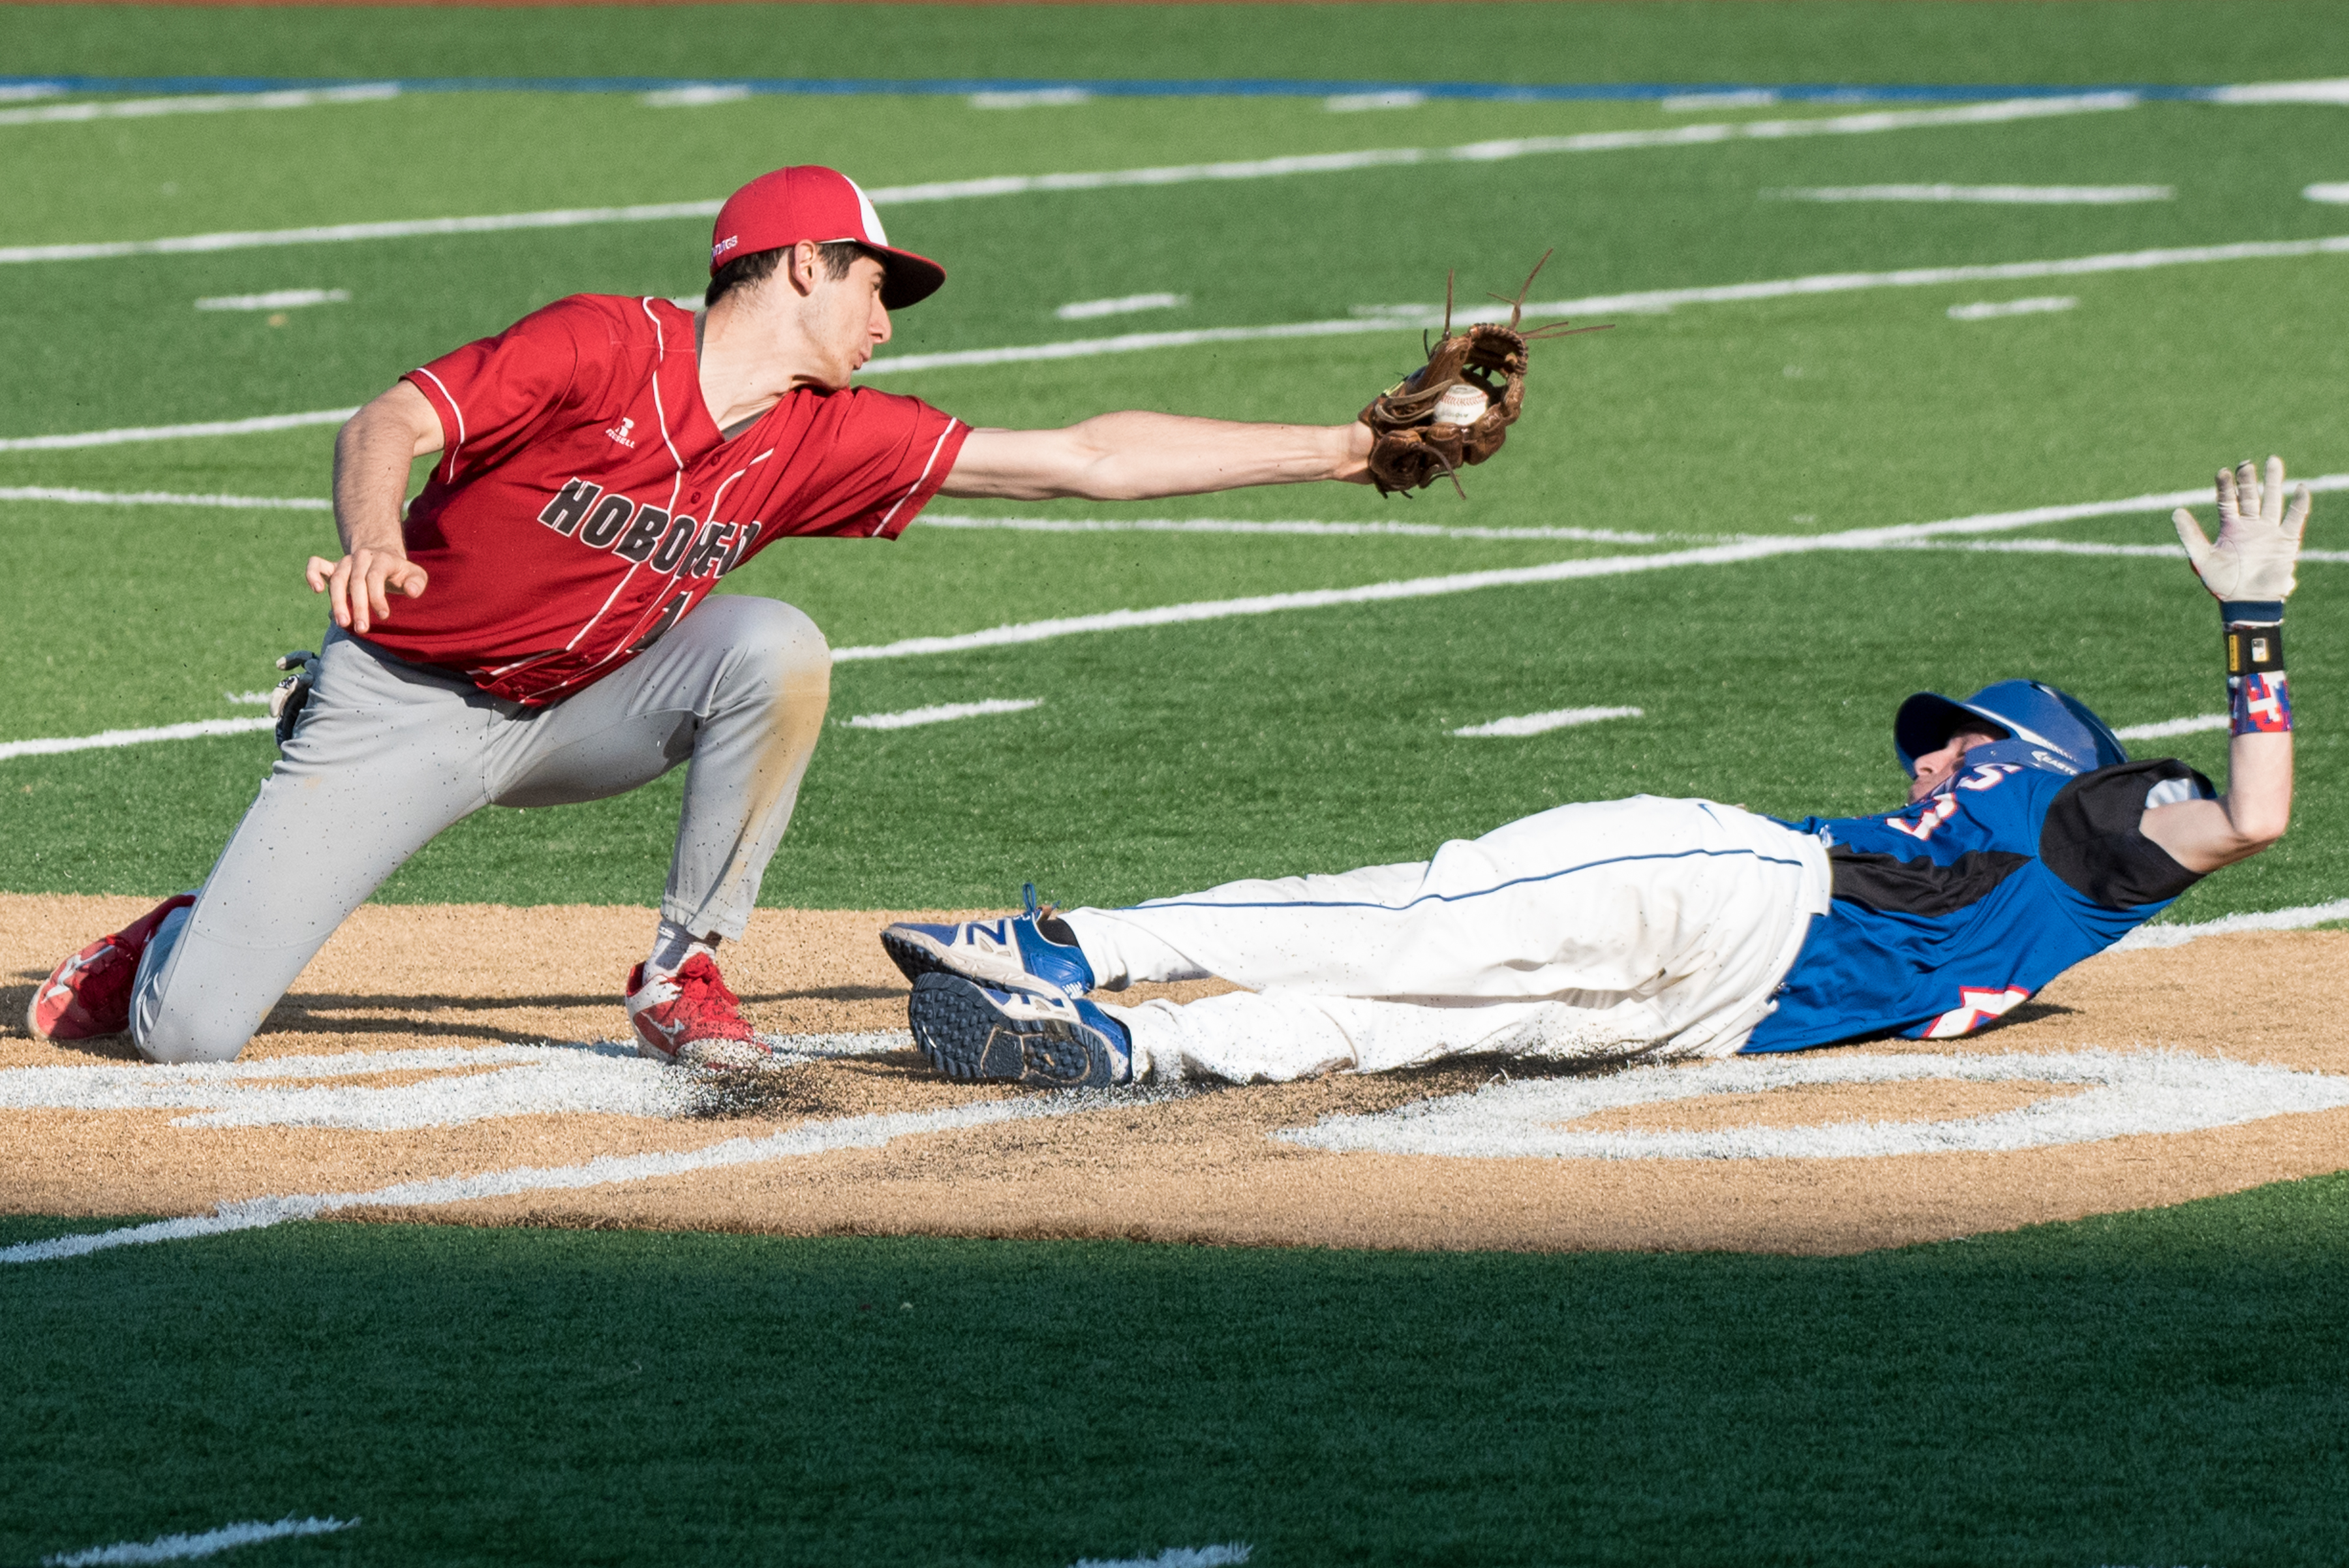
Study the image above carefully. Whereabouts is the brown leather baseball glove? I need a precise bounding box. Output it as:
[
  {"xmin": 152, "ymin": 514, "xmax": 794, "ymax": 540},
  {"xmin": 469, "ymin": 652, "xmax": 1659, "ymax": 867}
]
[{"xmin": 1357, "ymin": 252, "xmax": 1603, "ymax": 497}]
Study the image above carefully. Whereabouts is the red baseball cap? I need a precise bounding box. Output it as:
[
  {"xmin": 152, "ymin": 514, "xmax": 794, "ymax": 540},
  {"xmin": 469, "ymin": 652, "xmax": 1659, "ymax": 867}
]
[{"xmin": 709, "ymin": 165, "xmax": 945, "ymax": 309}]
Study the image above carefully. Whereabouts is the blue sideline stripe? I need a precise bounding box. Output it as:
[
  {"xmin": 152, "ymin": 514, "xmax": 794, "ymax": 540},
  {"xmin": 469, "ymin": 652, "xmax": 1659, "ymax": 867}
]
[
  {"xmin": 1122, "ymin": 844, "xmax": 1814, "ymax": 916},
  {"xmin": 0, "ymin": 74, "xmax": 2252, "ymax": 104}
]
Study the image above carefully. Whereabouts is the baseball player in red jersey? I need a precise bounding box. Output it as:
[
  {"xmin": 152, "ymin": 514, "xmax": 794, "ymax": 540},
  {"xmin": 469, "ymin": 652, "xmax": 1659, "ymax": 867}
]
[{"xmin": 27, "ymin": 165, "xmax": 1379, "ymax": 1068}]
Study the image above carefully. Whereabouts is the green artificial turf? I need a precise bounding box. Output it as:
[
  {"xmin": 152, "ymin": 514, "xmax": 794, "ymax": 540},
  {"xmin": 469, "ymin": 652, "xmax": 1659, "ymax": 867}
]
[
  {"xmin": 2, "ymin": 249, "xmax": 2341, "ymax": 913},
  {"xmin": 6, "ymin": 1, "xmax": 2348, "ymax": 88},
  {"xmin": 13, "ymin": 536, "xmax": 2340, "ymax": 918},
  {"xmin": 4, "ymin": 17, "xmax": 2346, "ymax": 1566},
  {"xmin": 5, "ymin": 1173, "xmax": 2348, "ymax": 1566},
  {"xmin": 5, "ymin": 89, "xmax": 2348, "ymax": 433},
  {"xmin": 2, "ymin": 11, "xmax": 2344, "ymax": 921}
]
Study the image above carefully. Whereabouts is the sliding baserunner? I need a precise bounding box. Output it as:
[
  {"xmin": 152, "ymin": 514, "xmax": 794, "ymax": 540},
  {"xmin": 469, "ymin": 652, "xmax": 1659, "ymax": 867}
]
[
  {"xmin": 27, "ymin": 163, "xmax": 1527, "ymax": 1068},
  {"xmin": 885, "ymin": 460, "xmax": 2308, "ymax": 1085}
]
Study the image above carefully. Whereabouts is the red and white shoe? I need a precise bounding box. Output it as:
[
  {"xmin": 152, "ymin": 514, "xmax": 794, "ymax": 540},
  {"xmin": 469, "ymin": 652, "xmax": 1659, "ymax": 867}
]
[
  {"xmin": 625, "ymin": 953, "xmax": 770, "ymax": 1069},
  {"xmin": 26, "ymin": 893, "xmax": 197, "ymax": 1042}
]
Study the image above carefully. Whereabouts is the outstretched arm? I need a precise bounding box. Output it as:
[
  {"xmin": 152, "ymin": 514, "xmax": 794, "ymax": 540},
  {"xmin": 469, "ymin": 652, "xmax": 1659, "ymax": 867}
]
[
  {"xmin": 939, "ymin": 413, "xmax": 1374, "ymax": 501},
  {"xmin": 2142, "ymin": 457, "xmax": 2309, "ymax": 874},
  {"xmin": 308, "ymin": 380, "xmax": 442, "ymax": 634}
]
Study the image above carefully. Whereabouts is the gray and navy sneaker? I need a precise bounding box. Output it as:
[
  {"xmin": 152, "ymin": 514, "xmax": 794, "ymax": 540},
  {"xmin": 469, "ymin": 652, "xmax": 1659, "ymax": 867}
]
[
  {"xmin": 908, "ymin": 973, "xmax": 1133, "ymax": 1088},
  {"xmin": 880, "ymin": 884, "xmax": 1096, "ymax": 998}
]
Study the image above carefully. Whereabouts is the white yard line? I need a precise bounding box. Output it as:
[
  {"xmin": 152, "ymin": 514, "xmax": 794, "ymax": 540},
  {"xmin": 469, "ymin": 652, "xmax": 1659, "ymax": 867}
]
[
  {"xmin": 832, "ymin": 476, "xmax": 2349, "ymax": 660},
  {"xmin": 1056, "ymin": 292, "xmax": 1187, "ymax": 320},
  {"xmin": 972, "ymin": 87, "xmax": 1091, "ymax": 109},
  {"xmin": 862, "ymin": 315, "xmax": 1441, "ymax": 373},
  {"xmin": 194, "ymin": 287, "xmax": 347, "ymax": 311},
  {"xmin": 0, "ymin": 202, "xmax": 722, "ymax": 267},
  {"xmin": 1072, "ymin": 1548, "xmax": 1251, "ymax": 1568},
  {"xmin": 1663, "ymin": 89, "xmax": 1781, "ymax": 112},
  {"xmin": 2211, "ymin": 78, "xmax": 2349, "ymax": 104},
  {"xmin": 0, "ymin": 84, "xmax": 394, "ymax": 128},
  {"xmin": 0, "ymin": 1090, "xmax": 1144, "ymax": 1265},
  {"xmin": 2308, "ymin": 183, "xmax": 2349, "ymax": 204},
  {"xmin": 0, "ymin": 408, "xmax": 354, "ymax": 452},
  {"xmin": 2113, "ymin": 713, "xmax": 2229, "ymax": 740},
  {"xmin": 1326, "ymin": 89, "xmax": 1426, "ymax": 111},
  {"xmin": 845, "ymin": 698, "xmax": 1041, "ymax": 730},
  {"xmin": 0, "ymin": 718, "xmax": 273, "ymax": 762},
  {"xmin": 0, "ymin": 95, "xmax": 2132, "ymax": 268},
  {"xmin": 42, "ymin": 1515, "xmax": 358, "ymax": 1566},
  {"xmin": 1453, "ymin": 705, "xmax": 1642, "ymax": 737},
  {"xmin": 0, "ymin": 491, "xmax": 1644, "ymax": 539},
  {"xmin": 643, "ymin": 84, "xmax": 752, "ymax": 107},
  {"xmin": 1948, "ymin": 296, "xmax": 2076, "ymax": 320},
  {"xmin": 0, "ymin": 485, "xmax": 330, "ymax": 509},
  {"xmin": 1766, "ymin": 183, "xmax": 2172, "ymax": 203},
  {"xmin": 1903, "ymin": 536, "xmax": 2349, "ymax": 563},
  {"xmin": 917, "ymin": 514, "xmax": 1662, "ymax": 544}
]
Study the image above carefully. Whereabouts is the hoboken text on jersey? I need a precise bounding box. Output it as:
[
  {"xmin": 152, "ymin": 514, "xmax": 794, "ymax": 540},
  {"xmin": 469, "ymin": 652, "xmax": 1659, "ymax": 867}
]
[{"xmin": 536, "ymin": 478, "xmax": 763, "ymax": 577}]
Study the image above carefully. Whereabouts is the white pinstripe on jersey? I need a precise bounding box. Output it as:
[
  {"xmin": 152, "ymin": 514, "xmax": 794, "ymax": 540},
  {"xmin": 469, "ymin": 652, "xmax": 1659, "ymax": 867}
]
[
  {"xmin": 410, "ymin": 367, "xmax": 465, "ymax": 484},
  {"xmin": 872, "ymin": 422, "xmax": 962, "ymax": 537}
]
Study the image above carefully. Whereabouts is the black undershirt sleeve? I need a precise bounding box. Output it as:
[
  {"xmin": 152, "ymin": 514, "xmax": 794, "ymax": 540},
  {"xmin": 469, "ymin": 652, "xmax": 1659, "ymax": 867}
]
[{"xmin": 2038, "ymin": 759, "xmax": 2213, "ymax": 908}]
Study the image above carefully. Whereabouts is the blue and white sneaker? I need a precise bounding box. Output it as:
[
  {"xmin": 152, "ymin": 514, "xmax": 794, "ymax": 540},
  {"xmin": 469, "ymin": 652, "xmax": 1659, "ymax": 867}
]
[
  {"xmin": 880, "ymin": 884, "xmax": 1096, "ymax": 998},
  {"xmin": 908, "ymin": 973, "xmax": 1133, "ymax": 1088}
]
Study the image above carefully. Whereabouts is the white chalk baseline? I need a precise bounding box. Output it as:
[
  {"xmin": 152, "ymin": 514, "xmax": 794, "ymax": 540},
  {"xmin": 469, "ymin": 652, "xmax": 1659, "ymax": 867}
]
[
  {"xmin": 7, "ymin": 1026, "xmax": 2343, "ymax": 1265},
  {"xmin": 0, "ymin": 1084, "xmax": 1171, "ymax": 1266}
]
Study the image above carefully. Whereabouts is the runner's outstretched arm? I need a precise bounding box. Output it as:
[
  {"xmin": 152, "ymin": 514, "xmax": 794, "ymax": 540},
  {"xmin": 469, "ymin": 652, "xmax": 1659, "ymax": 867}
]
[
  {"xmin": 2143, "ymin": 457, "xmax": 2308, "ymax": 873},
  {"xmin": 940, "ymin": 413, "xmax": 1374, "ymax": 500}
]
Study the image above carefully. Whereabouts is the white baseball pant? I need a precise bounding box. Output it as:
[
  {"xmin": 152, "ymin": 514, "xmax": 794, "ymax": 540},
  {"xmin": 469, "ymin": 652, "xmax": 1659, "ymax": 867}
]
[
  {"xmin": 130, "ymin": 594, "xmax": 830, "ymax": 1064},
  {"xmin": 1063, "ymin": 796, "xmax": 1832, "ymax": 1083}
]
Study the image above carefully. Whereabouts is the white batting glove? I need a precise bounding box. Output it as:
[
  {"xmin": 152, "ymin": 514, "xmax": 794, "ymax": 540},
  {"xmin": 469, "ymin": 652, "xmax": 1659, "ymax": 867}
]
[{"xmin": 2172, "ymin": 455, "xmax": 2311, "ymax": 607}]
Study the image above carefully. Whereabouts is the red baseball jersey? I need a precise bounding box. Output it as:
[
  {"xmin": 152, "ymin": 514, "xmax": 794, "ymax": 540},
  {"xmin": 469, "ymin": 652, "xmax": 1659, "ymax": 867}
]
[{"xmin": 371, "ymin": 294, "xmax": 967, "ymax": 705}]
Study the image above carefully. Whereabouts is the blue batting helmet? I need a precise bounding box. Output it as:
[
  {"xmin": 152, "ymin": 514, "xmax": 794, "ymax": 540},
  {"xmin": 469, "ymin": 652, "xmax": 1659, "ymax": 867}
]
[{"xmin": 1894, "ymin": 679, "xmax": 2128, "ymax": 779}]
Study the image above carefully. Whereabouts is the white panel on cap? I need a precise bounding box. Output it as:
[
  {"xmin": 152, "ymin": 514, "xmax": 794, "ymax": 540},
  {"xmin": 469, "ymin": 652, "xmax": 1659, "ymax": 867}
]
[{"xmin": 848, "ymin": 178, "xmax": 889, "ymax": 247}]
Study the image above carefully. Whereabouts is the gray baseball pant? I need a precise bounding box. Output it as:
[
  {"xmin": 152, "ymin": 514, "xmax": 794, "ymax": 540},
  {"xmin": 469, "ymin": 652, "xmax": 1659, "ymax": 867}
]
[{"xmin": 130, "ymin": 594, "xmax": 831, "ymax": 1064}]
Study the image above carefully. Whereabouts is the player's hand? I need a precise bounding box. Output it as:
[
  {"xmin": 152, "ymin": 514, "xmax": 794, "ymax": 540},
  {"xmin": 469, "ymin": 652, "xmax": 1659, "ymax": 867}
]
[
  {"xmin": 2172, "ymin": 455, "xmax": 2310, "ymax": 605},
  {"xmin": 305, "ymin": 547, "xmax": 429, "ymax": 634}
]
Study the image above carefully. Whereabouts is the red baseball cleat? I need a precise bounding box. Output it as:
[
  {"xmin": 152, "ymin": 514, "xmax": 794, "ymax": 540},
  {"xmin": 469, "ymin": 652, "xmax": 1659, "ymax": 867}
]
[
  {"xmin": 25, "ymin": 893, "xmax": 197, "ymax": 1042},
  {"xmin": 625, "ymin": 953, "xmax": 770, "ymax": 1069}
]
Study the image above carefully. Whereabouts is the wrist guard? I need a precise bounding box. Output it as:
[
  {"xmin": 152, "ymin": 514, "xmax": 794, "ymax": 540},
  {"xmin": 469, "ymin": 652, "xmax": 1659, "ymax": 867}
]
[{"xmin": 2224, "ymin": 610, "xmax": 2291, "ymax": 736}]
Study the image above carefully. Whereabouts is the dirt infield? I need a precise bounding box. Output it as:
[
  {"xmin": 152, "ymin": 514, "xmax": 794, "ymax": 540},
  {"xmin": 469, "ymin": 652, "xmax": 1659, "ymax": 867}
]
[{"xmin": 5, "ymin": 893, "xmax": 2346, "ymax": 1254}]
